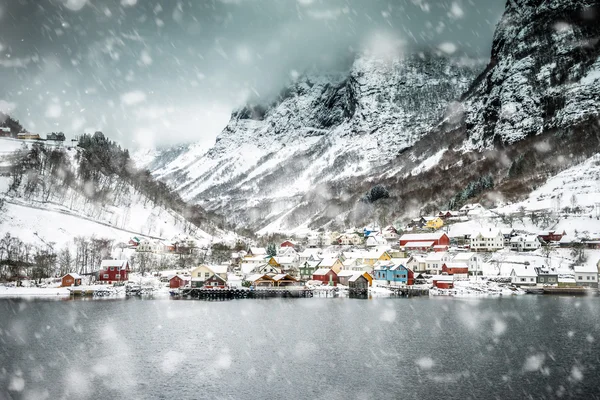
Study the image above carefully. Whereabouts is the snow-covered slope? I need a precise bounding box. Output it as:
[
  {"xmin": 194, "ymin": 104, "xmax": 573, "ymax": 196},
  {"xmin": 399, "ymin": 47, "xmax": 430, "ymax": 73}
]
[
  {"xmin": 0, "ymin": 138, "xmax": 233, "ymax": 249},
  {"xmin": 496, "ymin": 153, "xmax": 600, "ymax": 213},
  {"xmin": 149, "ymin": 53, "xmax": 482, "ymax": 231}
]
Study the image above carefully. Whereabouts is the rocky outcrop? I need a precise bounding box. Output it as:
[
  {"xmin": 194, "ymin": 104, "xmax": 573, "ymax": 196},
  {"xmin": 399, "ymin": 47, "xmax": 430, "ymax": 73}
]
[{"xmin": 461, "ymin": 0, "xmax": 600, "ymax": 149}]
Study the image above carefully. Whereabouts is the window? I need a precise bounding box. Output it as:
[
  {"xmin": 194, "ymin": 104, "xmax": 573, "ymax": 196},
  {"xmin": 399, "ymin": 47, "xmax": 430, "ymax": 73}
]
[
  {"xmin": 205, "ymin": 272, "xmax": 210, "ymax": 278},
  {"xmin": 548, "ymin": 278, "xmax": 556, "ymax": 283},
  {"xmin": 578, "ymin": 276, "xmax": 583, "ymax": 280},
  {"xmin": 520, "ymin": 278, "xmax": 526, "ymax": 282},
  {"xmin": 103, "ymin": 274, "xmax": 109, "ymax": 279},
  {"xmin": 109, "ymin": 267, "xmax": 114, "ymax": 271},
  {"xmin": 587, "ymin": 276, "xmax": 591, "ymax": 281},
  {"xmin": 115, "ymin": 274, "xmax": 121, "ymax": 279}
]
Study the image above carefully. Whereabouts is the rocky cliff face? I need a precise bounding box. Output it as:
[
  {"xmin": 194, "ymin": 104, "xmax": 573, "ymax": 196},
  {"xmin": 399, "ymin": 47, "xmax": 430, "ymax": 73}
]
[
  {"xmin": 460, "ymin": 0, "xmax": 600, "ymax": 149},
  {"xmin": 149, "ymin": 53, "xmax": 481, "ymax": 231}
]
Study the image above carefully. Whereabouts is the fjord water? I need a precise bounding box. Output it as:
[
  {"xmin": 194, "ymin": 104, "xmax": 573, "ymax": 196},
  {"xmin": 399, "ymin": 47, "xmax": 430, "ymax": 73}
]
[{"xmin": 1, "ymin": 296, "xmax": 599, "ymax": 399}]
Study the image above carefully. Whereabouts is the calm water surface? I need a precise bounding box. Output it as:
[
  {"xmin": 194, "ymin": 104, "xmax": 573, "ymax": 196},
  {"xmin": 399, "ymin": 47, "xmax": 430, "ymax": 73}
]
[{"xmin": 1, "ymin": 296, "xmax": 600, "ymax": 399}]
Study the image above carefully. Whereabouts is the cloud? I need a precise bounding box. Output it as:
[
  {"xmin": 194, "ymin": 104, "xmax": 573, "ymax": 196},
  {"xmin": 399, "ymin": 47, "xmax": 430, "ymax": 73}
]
[
  {"xmin": 0, "ymin": 100, "xmax": 16, "ymax": 114},
  {"xmin": 121, "ymin": 91, "xmax": 147, "ymax": 106},
  {"xmin": 121, "ymin": 0, "xmax": 138, "ymax": 6},
  {"xmin": 438, "ymin": 42, "xmax": 457, "ymax": 54}
]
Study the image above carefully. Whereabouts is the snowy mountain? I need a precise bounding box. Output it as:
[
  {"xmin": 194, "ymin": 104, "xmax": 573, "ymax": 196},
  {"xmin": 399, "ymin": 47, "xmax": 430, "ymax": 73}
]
[
  {"xmin": 459, "ymin": 0, "xmax": 600, "ymax": 149},
  {"xmin": 0, "ymin": 137, "xmax": 234, "ymax": 250},
  {"xmin": 143, "ymin": 0, "xmax": 600, "ymax": 234},
  {"xmin": 147, "ymin": 53, "xmax": 483, "ymax": 231}
]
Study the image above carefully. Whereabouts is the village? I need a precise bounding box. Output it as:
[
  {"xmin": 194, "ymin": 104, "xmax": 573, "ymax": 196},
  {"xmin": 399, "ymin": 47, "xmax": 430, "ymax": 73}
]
[{"xmin": 4, "ymin": 202, "xmax": 599, "ymax": 298}]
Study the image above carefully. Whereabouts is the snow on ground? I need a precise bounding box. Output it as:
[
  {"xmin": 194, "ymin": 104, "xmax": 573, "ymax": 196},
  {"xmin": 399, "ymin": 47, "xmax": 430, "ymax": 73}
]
[
  {"xmin": 496, "ymin": 153, "xmax": 600, "ymax": 213},
  {"xmin": 0, "ymin": 286, "xmax": 71, "ymax": 297},
  {"xmin": 0, "ymin": 202, "xmax": 171, "ymax": 250},
  {"xmin": 410, "ymin": 149, "xmax": 447, "ymax": 176}
]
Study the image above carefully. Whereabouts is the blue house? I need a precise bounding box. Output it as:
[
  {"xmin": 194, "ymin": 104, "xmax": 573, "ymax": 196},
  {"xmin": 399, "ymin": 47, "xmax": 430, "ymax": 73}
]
[{"xmin": 374, "ymin": 263, "xmax": 412, "ymax": 285}]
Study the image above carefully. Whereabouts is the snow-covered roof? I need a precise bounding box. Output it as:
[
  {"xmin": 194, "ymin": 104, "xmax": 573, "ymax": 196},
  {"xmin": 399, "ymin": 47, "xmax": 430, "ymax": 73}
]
[
  {"xmin": 318, "ymin": 257, "xmax": 340, "ymax": 267},
  {"xmin": 443, "ymin": 262, "xmax": 469, "ymax": 269},
  {"xmin": 425, "ymin": 252, "xmax": 447, "ymax": 262},
  {"xmin": 452, "ymin": 252, "xmax": 476, "ymax": 261},
  {"xmin": 298, "ymin": 248, "xmax": 322, "ymax": 257},
  {"xmin": 64, "ymin": 272, "xmax": 82, "ymax": 279},
  {"xmin": 510, "ymin": 265, "xmax": 538, "ymax": 277},
  {"xmin": 348, "ymin": 274, "xmax": 365, "ymax": 282},
  {"xmin": 210, "ymin": 265, "xmax": 228, "ymax": 274},
  {"xmin": 400, "ymin": 232, "xmax": 447, "ymax": 241},
  {"xmin": 273, "ymin": 256, "xmax": 296, "ymax": 264},
  {"xmin": 272, "ymin": 274, "xmax": 296, "ymax": 281},
  {"xmin": 404, "ymin": 241, "xmax": 435, "ymax": 248},
  {"xmin": 313, "ymin": 268, "xmax": 333, "ymax": 276},
  {"xmin": 246, "ymin": 274, "xmax": 273, "ymax": 282},
  {"xmin": 100, "ymin": 260, "xmax": 128, "ymax": 270},
  {"xmin": 249, "ymin": 247, "xmax": 266, "ymax": 255},
  {"xmin": 337, "ymin": 270, "xmax": 357, "ymax": 277},
  {"xmin": 573, "ymin": 265, "xmax": 598, "ymax": 274}
]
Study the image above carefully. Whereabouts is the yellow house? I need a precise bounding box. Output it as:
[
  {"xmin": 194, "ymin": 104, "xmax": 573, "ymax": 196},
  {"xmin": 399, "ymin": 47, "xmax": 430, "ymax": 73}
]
[
  {"xmin": 425, "ymin": 217, "xmax": 444, "ymax": 230},
  {"xmin": 268, "ymin": 257, "xmax": 280, "ymax": 267},
  {"xmin": 318, "ymin": 257, "xmax": 344, "ymax": 274},
  {"xmin": 363, "ymin": 251, "xmax": 392, "ymax": 266}
]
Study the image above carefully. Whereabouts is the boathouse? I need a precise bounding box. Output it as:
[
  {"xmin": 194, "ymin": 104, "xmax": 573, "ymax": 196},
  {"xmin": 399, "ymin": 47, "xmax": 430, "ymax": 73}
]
[{"xmin": 61, "ymin": 273, "xmax": 82, "ymax": 287}]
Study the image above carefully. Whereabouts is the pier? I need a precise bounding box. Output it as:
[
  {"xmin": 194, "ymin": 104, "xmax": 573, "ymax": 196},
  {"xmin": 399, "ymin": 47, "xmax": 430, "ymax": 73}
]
[{"xmin": 177, "ymin": 287, "xmax": 315, "ymax": 300}]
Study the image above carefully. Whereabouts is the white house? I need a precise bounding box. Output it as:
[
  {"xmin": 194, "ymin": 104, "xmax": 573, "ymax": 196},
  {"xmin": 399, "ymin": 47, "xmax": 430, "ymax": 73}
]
[
  {"xmin": 451, "ymin": 252, "xmax": 482, "ymax": 276},
  {"xmin": 510, "ymin": 264, "xmax": 538, "ymax": 286},
  {"xmin": 510, "ymin": 235, "xmax": 541, "ymax": 252},
  {"xmin": 366, "ymin": 234, "xmax": 387, "ymax": 247},
  {"xmin": 424, "ymin": 252, "xmax": 451, "ymax": 275},
  {"xmin": 573, "ymin": 265, "xmax": 599, "ymax": 288},
  {"xmin": 471, "ymin": 230, "xmax": 504, "ymax": 252}
]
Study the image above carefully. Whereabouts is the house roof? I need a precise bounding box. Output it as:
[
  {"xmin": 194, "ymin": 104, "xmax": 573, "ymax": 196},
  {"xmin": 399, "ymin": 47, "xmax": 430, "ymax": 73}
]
[
  {"xmin": 400, "ymin": 232, "xmax": 447, "ymax": 241},
  {"xmin": 348, "ymin": 273, "xmax": 366, "ymax": 282},
  {"xmin": 337, "ymin": 270, "xmax": 357, "ymax": 277},
  {"xmin": 404, "ymin": 241, "xmax": 435, "ymax": 248},
  {"xmin": 443, "ymin": 262, "xmax": 469, "ymax": 269},
  {"xmin": 425, "ymin": 252, "xmax": 447, "ymax": 262},
  {"xmin": 246, "ymin": 274, "xmax": 274, "ymax": 282},
  {"xmin": 318, "ymin": 257, "xmax": 340, "ymax": 268},
  {"xmin": 272, "ymin": 274, "xmax": 297, "ymax": 281},
  {"xmin": 100, "ymin": 260, "xmax": 128, "ymax": 270},
  {"xmin": 573, "ymin": 265, "xmax": 599, "ymax": 274},
  {"xmin": 64, "ymin": 273, "xmax": 82, "ymax": 279},
  {"xmin": 452, "ymin": 252, "xmax": 476, "ymax": 261},
  {"xmin": 510, "ymin": 265, "xmax": 538, "ymax": 277},
  {"xmin": 313, "ymin": 268, "xmax": 334, "ymax": 276},
  {"xmin": 210, "ymin": 265, "xmax": 228, "ymax": 274},
  {"xmin": 249, "ymin": 247, "xmax": 266, "ymax": 255}
]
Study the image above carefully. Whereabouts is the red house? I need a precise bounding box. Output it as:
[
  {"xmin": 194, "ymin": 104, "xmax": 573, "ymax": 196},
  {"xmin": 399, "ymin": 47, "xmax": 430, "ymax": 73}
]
[
  {"xmin": 433, "ymin": 276, "xmax": 454, "ymax": 289},
  {"xmin": 312, "ymin": 268, "xmax": 338, "ymax": 286},
  {"xmin": 203, "ymin": 274, "xmax": 227, "ymax": 288},
  {"xmin": 441, "ymin": 263, "xmax": 469, "ymax": 275},
  {"xmin": 98, "ymin": 260, "xmax": 130, "ymax": 283},
  {"xmin": 538, "ymin": 231, "xmax": 565, "ymax": 243},
  {"xmin": 399, "ymin": 232, "xmax": 450, "ymax": 248},
  {"xmin": 169, "ymin": 275, "xmax": 189, "ymax": 289},
  {"xmin": 280, "ymin": 240, "xmax": 296, "ymax": 248}
]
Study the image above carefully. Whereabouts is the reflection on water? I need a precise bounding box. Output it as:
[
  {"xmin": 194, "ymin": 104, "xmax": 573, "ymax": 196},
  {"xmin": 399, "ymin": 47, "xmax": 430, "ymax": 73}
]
[{"xmin": 1, "ymin": 296, "xmax": 600, "ymax": 399}]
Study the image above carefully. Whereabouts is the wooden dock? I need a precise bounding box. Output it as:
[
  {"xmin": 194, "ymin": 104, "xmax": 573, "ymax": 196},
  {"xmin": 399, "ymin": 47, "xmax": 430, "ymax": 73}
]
[{"xmin": 177, "ymin": 287, "xmax": 314, "ymax": 300}]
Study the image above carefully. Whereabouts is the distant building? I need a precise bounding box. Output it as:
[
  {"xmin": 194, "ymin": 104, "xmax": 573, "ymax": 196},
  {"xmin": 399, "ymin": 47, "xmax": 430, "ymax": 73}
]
[
  {"xmin": 169, "ymin": 275, "xmax": 189, "ymax": 289},
  {"xmin": 0, "ymin": 127, "xmax": 11, "ymax": 137},
  {"xmin": 17, "ymin": 132, "xmax": 40, "ymax": 140}
]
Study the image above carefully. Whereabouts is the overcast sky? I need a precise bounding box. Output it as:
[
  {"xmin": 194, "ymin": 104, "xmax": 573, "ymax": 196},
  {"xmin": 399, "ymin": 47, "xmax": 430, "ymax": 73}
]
[{"xmin": 0, "ymin": 0, "xmax": 506, "ymax": 149}]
